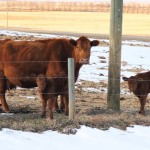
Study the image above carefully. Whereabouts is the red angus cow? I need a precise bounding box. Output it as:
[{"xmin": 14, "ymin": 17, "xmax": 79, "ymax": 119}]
[
  {"xmin": 0, "ymin": 39, "xmax": 16, "ymax": 108},
  {"xmin": 123, "ymin": 71, "xmax": 150, "ymax": 115},
  {"xmin": 0, "ymin": 36, "xmax": 99, "ymax": 118}
]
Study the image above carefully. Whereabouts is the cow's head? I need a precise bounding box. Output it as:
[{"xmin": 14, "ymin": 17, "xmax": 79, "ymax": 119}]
[
  {"xmin": 122, "ymin": 76, "xmax": 143, "ymax": 92},
  {"xmin": 33, "ymin": 74, "xmax": 47, "ymax": 91},
  {"xmin": 69, "ymin": 36, "xmax": 99, "ymax": 64}
]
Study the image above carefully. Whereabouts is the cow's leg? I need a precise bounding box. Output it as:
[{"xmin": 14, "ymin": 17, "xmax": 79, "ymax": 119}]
[
  {"xmin": 41, "ymin": 99, "xmax": 47, "ymax": 118},
  {"xmin": 47, "ymin": 96, "xmax": 54, "ymax": 119},
  {"xmin": 59, "ymin": 95, "xmax": 65, "ymax": 112},
  {"xmin": 63, "ymin": 94, "xmax": 69, "ymax": 116},
  {"xmin": 139, "ymin": 95, "xmax": 147, "ymax": 115},
  {"xmin": 0, "ymin": 72, "xmax": 9, "ymax": 112},
  {"xmin": 53, "ymin": 96, "xmax": 61, "ymax": 113},
  {"xmin": 39, "ymin": 93, "xmax": 47, "ymax": 117}
]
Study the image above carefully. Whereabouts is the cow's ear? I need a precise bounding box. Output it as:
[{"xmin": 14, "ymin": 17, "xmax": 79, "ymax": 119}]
[
  {"xmin": 69, "ymin": 39, "xmax": 77, "ymax": 46},
  {"xmin": 122, "ymin": 77, "xmax": 128, "ymax": 81},
  {"xmin": 91, "ymin": 40, "xmax": 99, "ymax": 46},
  {"xmin": 138, "ymin": 78, "xmax": 143, "ymax": 81},
  {"xmin": 31, "ymin": 74, "xmax": 37, "ymax": 79}
]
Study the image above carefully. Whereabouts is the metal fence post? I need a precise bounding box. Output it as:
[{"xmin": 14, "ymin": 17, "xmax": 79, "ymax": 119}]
[
  {"xmin": 68, "ymin": 58, "xmax": 75, "ymax": 119},
  {"xmin": 107, "ymin": 0, "xmax": 123, "ymax": 110}
]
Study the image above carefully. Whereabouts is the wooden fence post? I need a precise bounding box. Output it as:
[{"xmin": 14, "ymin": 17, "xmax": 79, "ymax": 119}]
[
  {"xmin": 107, "ymin": 0, "xmax": 123, "ymax": 110},
  {"xmin": 68, "ymin": 58, "xmax": 75, "ymax": 119}
]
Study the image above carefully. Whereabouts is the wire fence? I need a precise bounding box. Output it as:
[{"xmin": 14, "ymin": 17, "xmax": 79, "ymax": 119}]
[
  {"xmin": 0, "ymin": 59, "xmax": 150, "ymax": 116},
  {"xmin": 0, "ymin": 1, "xmax": 150, "ymax": 14}
]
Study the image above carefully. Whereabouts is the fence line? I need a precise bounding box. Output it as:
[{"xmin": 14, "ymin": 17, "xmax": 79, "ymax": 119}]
[
  {"xmin": 0, "ymin": 60, "xmax": 150, "ymax": 66},
  {"xmin": 0, "ymin": 77, "xmax": 150, "ymax": 81}
]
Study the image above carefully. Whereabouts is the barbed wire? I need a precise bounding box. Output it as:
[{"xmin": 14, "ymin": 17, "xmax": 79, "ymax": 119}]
[
  {"xmin": 0, "ymin": 77, "xmax": 150, "ymax": 81},
  {"xmin": 0, "ymin": 90, "xmax": 148, "ymax": 97},
  {"xmin": 0, "ymin": 61, "xmax": 150, "ymax": 66}
]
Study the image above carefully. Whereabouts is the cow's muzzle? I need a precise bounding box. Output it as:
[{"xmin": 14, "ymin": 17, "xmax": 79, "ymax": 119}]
[{"xmin": 80, "ymin": 58, "xmax": 89, "ymax": 64}]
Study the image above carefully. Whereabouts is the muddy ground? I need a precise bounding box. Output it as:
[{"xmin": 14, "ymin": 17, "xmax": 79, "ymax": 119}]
[{"xmin": 0, "ymin": 34, "xmax": 150, "ymax": 133}]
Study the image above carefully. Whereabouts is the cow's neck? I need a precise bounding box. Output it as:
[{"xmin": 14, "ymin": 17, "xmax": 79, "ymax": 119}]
[{"xmin": 74, "ymin": 62, "xmax": 82, "ymax": 82}]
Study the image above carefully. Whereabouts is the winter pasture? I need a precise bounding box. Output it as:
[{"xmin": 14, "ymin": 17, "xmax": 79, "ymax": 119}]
[{"xmin": 0, "ymin": 29, "xmax": 150, "ymax": 149}]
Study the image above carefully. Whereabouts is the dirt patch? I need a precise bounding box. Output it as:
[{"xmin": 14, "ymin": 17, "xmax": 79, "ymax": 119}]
[
  {"xmin": 122, "ymin": 61, "xmax": 128, "ymax": 66},
  {"xmin": 122, "ymin": 68, "xmax": 145, "ymax": 73}
]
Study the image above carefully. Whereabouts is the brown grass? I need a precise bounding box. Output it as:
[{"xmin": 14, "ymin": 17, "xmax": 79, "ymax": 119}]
[
  {"xmin": 0, "ymin": 12, "xmax": 150, "ymax": 36},
  {"xmin": 0, "ymin": 78, "xmax": 150, "ymax": 134}
]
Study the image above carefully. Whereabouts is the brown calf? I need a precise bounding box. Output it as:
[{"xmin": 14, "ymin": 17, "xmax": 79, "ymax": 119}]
[
  {"xmin": 35, "ymin": 72, "xmax": 68, "ymax": 119},
  {"xmin": 123, "ymin": 71, "xmax": 150, "ymax": 115}
]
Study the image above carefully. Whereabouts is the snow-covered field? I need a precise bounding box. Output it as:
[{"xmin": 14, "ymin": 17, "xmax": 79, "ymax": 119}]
[
  {"xmin": 0, "ymin": 125, "xmax": 150, "ymax": 150},
  {"xmin": 0, "ymin": 29, "xmax": 150, "ymax": 149}
]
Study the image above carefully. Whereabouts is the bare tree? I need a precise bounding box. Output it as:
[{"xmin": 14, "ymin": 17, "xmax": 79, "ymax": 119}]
[
  {"xmin": 72, "ymin": 2, "xmax": 77, "ymax": 12},
  {"xmin": 105, "ymin": 2, "xmax": 110, "ymax": 12},
  {"xmin": 148, "ymin": 4, "xmax": 150, "ymax": 14}
]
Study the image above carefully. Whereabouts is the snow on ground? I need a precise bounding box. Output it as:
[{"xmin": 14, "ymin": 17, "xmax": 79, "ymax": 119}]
[
  {"xmin": 0, "ymin": 30, "xmax": 150, "ymax": 149},
  {"xmin": 0, "ymin": 125, "xmax": 150, "ymax": 150},
  {"xmin": 79, "ymin": 44, "xmax": 150, "ymax": 83}
]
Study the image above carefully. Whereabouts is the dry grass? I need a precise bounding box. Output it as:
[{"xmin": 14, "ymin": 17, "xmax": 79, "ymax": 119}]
[
  {"xmin": 0, "ymin": 12, "xmax": 150, "ymax": 36},
  {"xmin": 0, "ymin": 79, "xmax": 150, "ymax": 133}
]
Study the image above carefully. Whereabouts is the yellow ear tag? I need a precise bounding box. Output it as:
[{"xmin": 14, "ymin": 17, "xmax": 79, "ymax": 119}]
[{"xmin": 47, "ymin": 77, "xmax": 49, "ymax": 80}]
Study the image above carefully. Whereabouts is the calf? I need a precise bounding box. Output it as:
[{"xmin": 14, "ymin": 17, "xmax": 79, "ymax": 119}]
[
  {"xmin": 35, "ymin": 72, "xmax": 68, "ymax": 119},
  {"xmin": 123, "ymin": 71, "xmax": 150, "ymax": 115}
]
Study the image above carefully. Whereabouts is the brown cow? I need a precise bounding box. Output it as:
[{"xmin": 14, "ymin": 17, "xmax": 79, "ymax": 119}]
[
  {"xmin": 0, "ymin": 36, "xmax": 99, "ymax": 118},
  {"xmin": 0, "ymin": 39, "xmax": 16, "ymax": 108},
  {"xmin": 35, "ymin": 72, "xmax": 68, "ymax": 119},
  {"xmin": 123, "ymin": 71, "xmax": 150, "ymax": 115}
]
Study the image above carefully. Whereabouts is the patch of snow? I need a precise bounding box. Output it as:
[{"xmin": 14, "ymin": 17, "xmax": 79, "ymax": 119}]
[
  {"xmin": 0, "ymin": 125, "xmax": 150, "ymax": 150},
  {"xmin": 1, "ymin": 113, "xmax": 14, "ymax": 116}
]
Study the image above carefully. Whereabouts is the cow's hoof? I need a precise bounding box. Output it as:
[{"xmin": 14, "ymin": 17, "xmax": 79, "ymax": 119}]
[{"xmin": 139, "ymin": 111, "xmax": 145, "ymax": 115}]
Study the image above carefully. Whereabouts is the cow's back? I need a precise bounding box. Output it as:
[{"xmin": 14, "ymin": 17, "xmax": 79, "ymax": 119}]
[
  {"xmin": 2, "ymin": 38, "xmax": 73, "ymax": 88},
  {"xmin": 0, "ymin": 39, "xmax": 12, "ymax": 69}
]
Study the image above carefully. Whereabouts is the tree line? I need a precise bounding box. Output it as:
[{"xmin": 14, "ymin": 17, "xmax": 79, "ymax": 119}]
[{"xmin": 0, "ymin": 1, "xmax": 150, "ymax": 14}]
